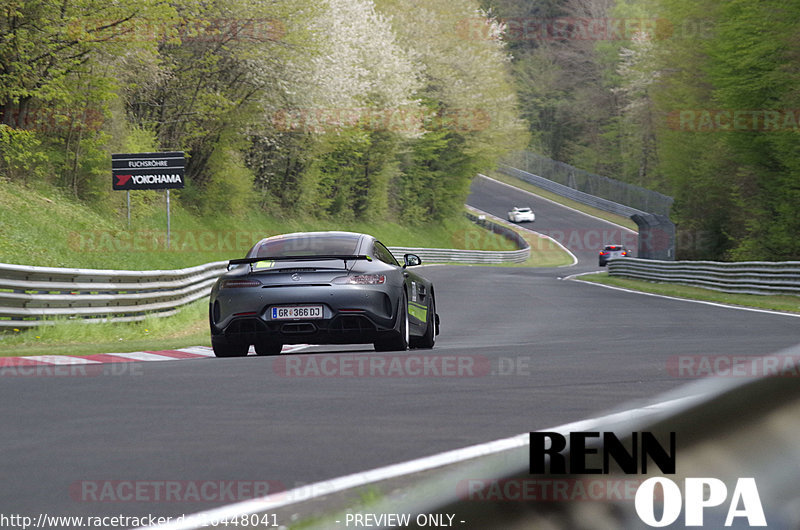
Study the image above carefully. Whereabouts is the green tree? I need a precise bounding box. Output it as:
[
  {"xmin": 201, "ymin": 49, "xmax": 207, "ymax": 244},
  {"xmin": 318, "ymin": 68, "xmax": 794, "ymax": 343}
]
[
  {"xmin": 0, "ymin": 0, "xmax": 173, "ymax": 195},
  {"xmin": 705, "ymin": 0, "xmax": 800, "ymax": 259},
  {"xmin": 377, "ymin": 0, "xmax": 529, "ymax": 222}
]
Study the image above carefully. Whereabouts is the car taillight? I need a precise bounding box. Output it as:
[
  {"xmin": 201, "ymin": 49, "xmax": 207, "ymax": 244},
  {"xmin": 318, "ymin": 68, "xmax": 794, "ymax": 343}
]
[
  {"xmin": 599, "ymin": 251, "xmax": 608, "ymax": 255},
  {"xmin": 220, "ymin": 279, "xmax": 262, "ymax": 289},
  {"xmin": 333, "ymin": 274, "xmax": 386, "ymax": 285}
]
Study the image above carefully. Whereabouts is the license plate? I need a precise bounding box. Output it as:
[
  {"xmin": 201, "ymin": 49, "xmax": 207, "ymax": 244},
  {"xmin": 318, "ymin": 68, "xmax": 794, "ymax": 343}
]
[{"xmin": 271, "ymin": 305, "xmax": 323, "ymax": 320}]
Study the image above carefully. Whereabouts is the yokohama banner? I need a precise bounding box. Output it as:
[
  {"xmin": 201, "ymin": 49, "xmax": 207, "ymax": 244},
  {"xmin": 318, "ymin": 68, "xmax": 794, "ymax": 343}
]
[{"xmin": 112, "ymin": 152, "xmax": 185, "ymax": 190}]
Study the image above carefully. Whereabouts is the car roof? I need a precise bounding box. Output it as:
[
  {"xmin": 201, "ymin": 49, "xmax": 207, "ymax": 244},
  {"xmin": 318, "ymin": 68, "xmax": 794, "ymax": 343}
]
[
  {"xmin": 253, "ymin": 231, "xmax": 368, "ymax": 244},
  {"xmin": 247, "ymin": 231, "xmax": 374, "ymax": 258}
]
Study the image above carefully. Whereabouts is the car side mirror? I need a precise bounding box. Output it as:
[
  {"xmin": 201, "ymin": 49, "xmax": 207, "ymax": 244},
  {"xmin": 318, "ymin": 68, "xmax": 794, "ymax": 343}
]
[{"xmin": 403, "ymin": 253, "xmax": 422, "ymax": 268}]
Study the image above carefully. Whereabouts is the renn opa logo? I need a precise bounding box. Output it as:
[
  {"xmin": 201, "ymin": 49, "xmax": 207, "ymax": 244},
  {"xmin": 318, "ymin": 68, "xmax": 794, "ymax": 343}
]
[{"xmin": 530, "ymin": 432, "xmax": 766, "ymax": 527}]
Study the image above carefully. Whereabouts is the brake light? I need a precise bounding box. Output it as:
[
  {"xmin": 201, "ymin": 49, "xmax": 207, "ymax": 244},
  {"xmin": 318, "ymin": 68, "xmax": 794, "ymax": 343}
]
[
  {"xmin": 332, "ymin": 274, "xmax": 386, "ymax": 285},
  {"xmin": 220, "ymin": 279, "xmax": 262, "ymax": 289}
]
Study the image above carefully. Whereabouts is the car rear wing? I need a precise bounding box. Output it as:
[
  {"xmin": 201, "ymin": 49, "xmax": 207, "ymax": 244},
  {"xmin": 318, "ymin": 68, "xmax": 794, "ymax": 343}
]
[{"xmin": 226, "ymin": 255, "xmax": 373, "ymax": 271}]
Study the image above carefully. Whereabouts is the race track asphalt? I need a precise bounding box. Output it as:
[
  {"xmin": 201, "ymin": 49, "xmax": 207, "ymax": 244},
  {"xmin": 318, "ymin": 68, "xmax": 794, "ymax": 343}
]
[{"xmin": 1, "ymin": 176, "xmax": 798, "ymax": 525}]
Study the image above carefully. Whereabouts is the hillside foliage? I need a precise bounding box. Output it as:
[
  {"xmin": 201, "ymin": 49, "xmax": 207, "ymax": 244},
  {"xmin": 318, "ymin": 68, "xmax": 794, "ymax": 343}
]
[
  {"xmin": 0, "ymin": 0, "xmax": 528, "ymax": 225},
  {"xmin": 484, "ymin": 0, "xmax": 800, "ymax": 260}
]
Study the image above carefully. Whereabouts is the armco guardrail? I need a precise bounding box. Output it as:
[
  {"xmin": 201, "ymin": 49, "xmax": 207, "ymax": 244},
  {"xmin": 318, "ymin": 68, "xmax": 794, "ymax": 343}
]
[
  {"xmin": 608, "ymin": 257, "xmax": 800, "ymax": 296},
  {"xmin": 491, "ymin": 165, "xmax": 678, "ymax": 260},
  {"xmin": 0, "ymin": 261, "xmax": 229, "ymax": 328},
  {"xmin": 394, "ymin": 351, "xmax": 800, "ymax": 529},
  {"xmin": 389, "ymin": 246, "xmax": 529, "ymax": 265},
  {"xmin": 388, "ymin": 210, "xmax": 531, "ymax": 265},
  {"xmin": 501, "ymin": 151, "xmax": 674, "ymax": 217},
  {"xmin": 497, "ymin": 165, "xmax": 647, "ymax": 219},
  {"xmin": 143, "ymin": 348, "xmax": 800, "ymax": 530},
  {"xmin": 0, "ymin": 215, "xmax": 529, "ymax": 328},
  {"xmin": 466, "ymin": 209, "xmax": 530, "ymax": 252}
]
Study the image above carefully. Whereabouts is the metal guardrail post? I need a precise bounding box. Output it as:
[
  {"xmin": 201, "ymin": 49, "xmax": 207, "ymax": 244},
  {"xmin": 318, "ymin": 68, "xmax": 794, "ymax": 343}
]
[
  {"xmin": 0, "ymin": 261, "xmax": 229, "ymax": 328},
  {"xmin": 608, "ymin": 257, "xmax": 800, "ymax": 296},
  {"xmin": 631, "ymin": 213, "xmax": 675, "ymax": 260}
]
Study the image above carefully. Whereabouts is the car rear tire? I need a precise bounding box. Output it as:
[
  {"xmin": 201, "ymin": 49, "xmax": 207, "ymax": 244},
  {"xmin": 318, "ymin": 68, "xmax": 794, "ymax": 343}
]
[
  {"xmin": 212, "ymin": 336, "xmax": 249, "ymax": 357},
  {"xmin": 410, "ymin": 295, "xmax": 436, "ymax": 349},
  {"xmin": 255, "ymin": 340, "xmax": 283, "ymax": 356},
  {"xmin": 374, "ymin": 291, "xmax": 409, "ymax": 352}
]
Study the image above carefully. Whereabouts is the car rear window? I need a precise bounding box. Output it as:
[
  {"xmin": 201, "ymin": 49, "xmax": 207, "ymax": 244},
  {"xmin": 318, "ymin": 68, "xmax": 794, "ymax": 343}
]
[
  {"xmin": 605, "ymin": 245, "xmax": 623, "ymax": 251},
  {"xmin": 251, "ymin": 234, "xmax": 361, "ymax": 258}
]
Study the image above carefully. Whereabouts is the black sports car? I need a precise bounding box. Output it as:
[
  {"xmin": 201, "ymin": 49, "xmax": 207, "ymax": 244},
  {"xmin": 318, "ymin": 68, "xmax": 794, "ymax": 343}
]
[{"xmin": 209, "ymin": 231, "xmax": 439, "ymax": 357}]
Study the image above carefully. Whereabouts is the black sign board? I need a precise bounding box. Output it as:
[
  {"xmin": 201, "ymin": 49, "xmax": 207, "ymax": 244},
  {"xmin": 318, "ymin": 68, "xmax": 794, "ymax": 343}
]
[{"xmin": 112, "ymin": 151, "xmax": 185, "ymax": 190}]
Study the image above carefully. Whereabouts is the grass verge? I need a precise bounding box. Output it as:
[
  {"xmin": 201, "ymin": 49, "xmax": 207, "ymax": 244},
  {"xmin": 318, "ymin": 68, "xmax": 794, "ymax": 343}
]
[
  {"xmin": 515, "ymin": 229, "xmax": 574, "ymax": 268},
  {"xmin": 0, "ymin": 220, "xmax": 569, "ymax": 357},
  {"xmin": 0, "ymin": 179, "xmax": 518, "ymax": 269},
  {"xmin": 460, "ymin": 208, "xmax": 574, "ymax": 268},
  {"xmin": 0, "ymin": 300, "xmax": 210, "ymax": 357},
  {"xmin": 578, "ymin": 272, "xmax": 800, "ymax": 314},
  {"xmin": 483, "ymin": 170, "xmax": 639, "ymax": 231},
  {"xmin": 0, "ymin": 180, "xmax": 572, "ymax": 357}
]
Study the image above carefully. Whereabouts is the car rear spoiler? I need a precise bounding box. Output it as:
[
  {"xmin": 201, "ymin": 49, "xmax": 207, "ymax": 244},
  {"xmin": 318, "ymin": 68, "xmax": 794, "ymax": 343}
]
[{"xmin": 226, "ymin": 255, "xmax": 372, "ymax": 271}]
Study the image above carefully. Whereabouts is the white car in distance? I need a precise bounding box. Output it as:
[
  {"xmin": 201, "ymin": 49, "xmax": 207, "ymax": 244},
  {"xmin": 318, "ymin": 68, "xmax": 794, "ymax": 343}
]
[{"xmin": 507, "ymin": 206, "xmax": 535, "ymax": 223}]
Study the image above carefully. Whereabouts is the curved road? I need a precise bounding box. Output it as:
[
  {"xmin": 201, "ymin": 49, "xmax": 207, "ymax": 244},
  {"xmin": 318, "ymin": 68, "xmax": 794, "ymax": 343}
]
[
  {"xmin": 1, "ymin": 176, "xmax": 798, "ymax": 525},
  {"xmin": 468, "ymin": 174, "xmax": 637, "ymax": 270}
]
